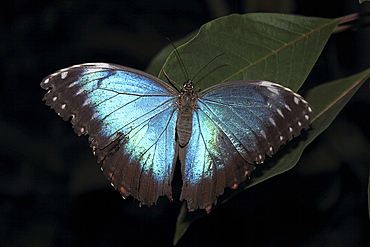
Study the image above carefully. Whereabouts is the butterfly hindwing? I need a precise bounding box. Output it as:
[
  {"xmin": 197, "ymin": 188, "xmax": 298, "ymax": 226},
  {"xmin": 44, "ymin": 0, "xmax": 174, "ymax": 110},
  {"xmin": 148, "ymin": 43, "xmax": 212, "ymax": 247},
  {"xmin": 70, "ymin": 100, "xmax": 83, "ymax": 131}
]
[
  {"xmin": 180, "ymin": 80, "xmax": 313, "ymax": 210},
  {"xmin": 41, "ymin": 63, "xmax": 179, "ymax": 205},
  {"xmin": 179, "ymin": 108, "xmax": 255, "ymax": 211}
]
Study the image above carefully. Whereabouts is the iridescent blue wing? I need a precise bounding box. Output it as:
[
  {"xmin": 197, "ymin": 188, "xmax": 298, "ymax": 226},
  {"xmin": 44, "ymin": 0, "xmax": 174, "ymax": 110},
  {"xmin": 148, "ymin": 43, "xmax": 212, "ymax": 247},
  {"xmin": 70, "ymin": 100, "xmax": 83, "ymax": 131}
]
[
  {"xmin": 180, "ymin": 80, "xmax": 314, "ymax": 211},
  {"xmin": 41, "ymin": 63, "xmax": 179, "ymax": 206}
]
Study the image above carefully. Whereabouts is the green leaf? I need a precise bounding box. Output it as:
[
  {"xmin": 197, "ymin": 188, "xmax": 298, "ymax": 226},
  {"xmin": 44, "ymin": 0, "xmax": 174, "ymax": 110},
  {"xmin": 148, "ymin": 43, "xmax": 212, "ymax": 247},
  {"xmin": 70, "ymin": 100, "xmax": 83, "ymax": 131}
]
[
  {"xmin": 173, "ymin": 202, "xmax": 207, "ymax": 245},
  {"xmin": 359, "ymin": 0, "xmax": 370, "ymax": 3},
  {"xmin": 159, "ymin": 13, "xmax": 341, "ymax": 92}
]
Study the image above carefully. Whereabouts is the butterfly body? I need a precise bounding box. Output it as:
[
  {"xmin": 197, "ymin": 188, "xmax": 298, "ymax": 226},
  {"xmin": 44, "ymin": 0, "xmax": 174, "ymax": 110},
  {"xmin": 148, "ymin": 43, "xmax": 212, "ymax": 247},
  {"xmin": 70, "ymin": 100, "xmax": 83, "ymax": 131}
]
[
  {"xmin": 41, "ymin": 62, "xmax": 313, "ymax": 211},
  {"xmin": 176, "ymin": 80, "xmax": 198, "ymax": 147}
]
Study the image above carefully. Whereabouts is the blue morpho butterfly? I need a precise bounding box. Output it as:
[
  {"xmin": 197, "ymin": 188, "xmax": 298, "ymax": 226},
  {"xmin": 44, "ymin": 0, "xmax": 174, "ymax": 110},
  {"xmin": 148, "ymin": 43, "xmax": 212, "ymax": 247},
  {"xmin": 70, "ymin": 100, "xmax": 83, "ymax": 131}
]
[{"xmin": 40, "ymin": 56, "xmax": 313, "ymax": 212}]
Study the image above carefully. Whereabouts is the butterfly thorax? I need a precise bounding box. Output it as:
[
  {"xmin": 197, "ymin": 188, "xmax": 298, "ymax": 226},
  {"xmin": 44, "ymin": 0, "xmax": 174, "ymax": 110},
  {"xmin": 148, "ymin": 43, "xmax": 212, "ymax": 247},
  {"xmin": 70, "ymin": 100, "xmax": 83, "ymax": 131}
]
[{"xmin": 176, "ymin": 80, "xmax": 197, "ymax": 147}]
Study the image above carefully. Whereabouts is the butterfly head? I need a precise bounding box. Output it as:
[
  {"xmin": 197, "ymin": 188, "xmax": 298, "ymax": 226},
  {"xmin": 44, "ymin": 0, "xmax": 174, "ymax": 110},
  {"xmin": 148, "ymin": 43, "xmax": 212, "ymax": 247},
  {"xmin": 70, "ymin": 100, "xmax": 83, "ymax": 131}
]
[{"xmin": 182, "ymin": 79, "xmax": 194, "ymax": 92}]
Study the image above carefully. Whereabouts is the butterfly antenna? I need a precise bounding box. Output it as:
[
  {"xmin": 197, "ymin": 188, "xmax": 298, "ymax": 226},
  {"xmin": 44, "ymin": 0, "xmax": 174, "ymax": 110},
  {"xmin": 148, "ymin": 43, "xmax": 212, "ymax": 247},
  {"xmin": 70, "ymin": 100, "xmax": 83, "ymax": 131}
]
[
  {"xmin": 190, "ymin": 53, "xmax": 225, "ymax": 83},
  {"xmin": 162, "ymin": 68, "xmax": 182, "ymax": 90},
  {"xmin": 167, "ymin": 38, "xmax": 190, "ymax": 80}
]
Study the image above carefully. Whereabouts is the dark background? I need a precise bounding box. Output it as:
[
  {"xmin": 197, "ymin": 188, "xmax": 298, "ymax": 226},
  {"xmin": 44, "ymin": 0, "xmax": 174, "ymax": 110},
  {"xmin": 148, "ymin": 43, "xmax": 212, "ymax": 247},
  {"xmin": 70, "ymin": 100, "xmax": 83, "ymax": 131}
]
[{"xmin": 1, "ymin": 0, "xmax": 369, "ymax": 246}]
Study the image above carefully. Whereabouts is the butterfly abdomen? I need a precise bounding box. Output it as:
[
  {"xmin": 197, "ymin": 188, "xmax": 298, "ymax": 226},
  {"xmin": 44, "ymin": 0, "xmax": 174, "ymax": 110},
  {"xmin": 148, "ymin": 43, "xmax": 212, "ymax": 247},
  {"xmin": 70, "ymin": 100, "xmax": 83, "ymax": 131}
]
[
  {"xmin": 176, "ymin": 89, "xmax": 197, "ymax": 147},
  {"xmin": 177, "ymin": 105, "xmax": 193, "ymax": 147}
]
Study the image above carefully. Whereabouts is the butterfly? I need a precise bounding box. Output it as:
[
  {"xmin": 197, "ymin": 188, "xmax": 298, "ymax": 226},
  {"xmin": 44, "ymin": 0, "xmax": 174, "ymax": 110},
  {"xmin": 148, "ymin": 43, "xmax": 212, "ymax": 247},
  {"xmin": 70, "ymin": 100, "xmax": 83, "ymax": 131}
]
[{"xmin": 40, "ymin": 62, "xmax": 313, "ymax": 212}]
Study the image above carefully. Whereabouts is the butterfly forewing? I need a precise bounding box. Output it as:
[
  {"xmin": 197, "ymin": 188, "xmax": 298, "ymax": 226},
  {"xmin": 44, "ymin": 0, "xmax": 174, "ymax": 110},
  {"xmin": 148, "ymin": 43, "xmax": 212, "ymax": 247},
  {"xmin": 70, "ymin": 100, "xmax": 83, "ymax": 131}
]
[
  {"xmin": 41, "ymin": 63, "xmax": 179, "ymax": 206},
  {"xmin": 180, "ymin": 80, "xmax": 313, "ymax": 210},
  {"xmin": 199, "ymin": 80, "xmax": 313, "ymax": 161}
]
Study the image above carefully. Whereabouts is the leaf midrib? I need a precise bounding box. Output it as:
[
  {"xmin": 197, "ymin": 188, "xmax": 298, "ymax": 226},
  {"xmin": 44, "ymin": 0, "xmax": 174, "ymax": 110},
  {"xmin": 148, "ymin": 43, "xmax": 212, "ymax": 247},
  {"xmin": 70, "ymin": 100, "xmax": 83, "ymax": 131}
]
[{"xmin": 222, "ymin": 17, "xmax": 341, "ymax": 83}]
